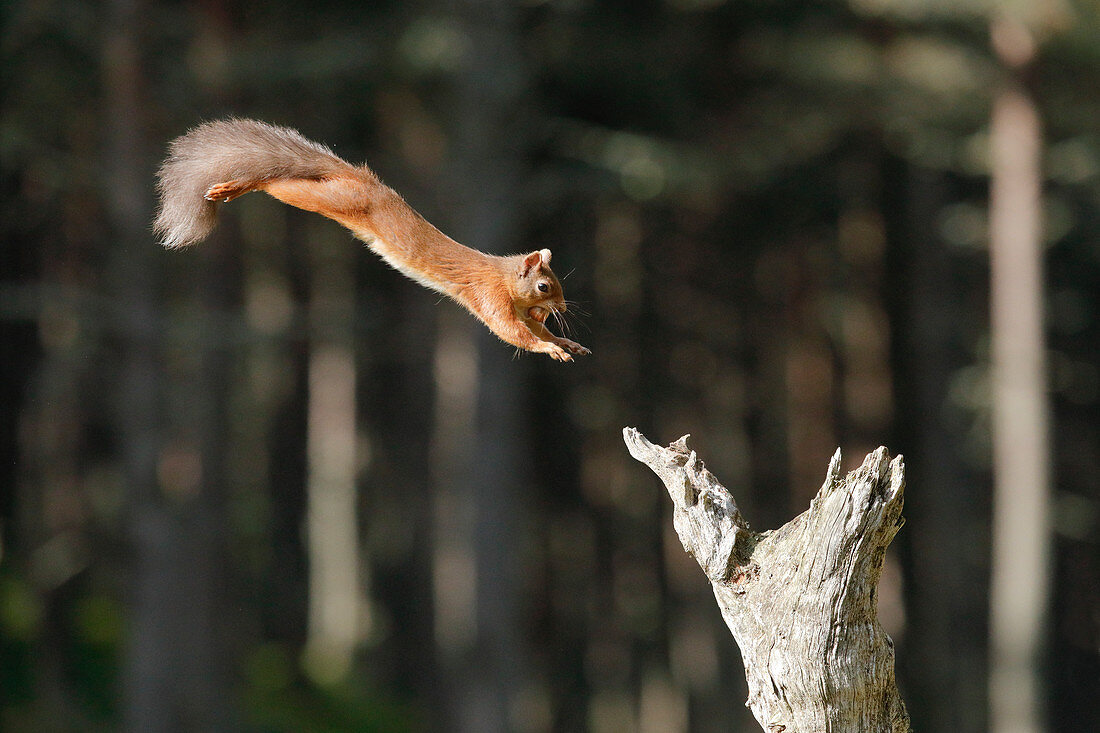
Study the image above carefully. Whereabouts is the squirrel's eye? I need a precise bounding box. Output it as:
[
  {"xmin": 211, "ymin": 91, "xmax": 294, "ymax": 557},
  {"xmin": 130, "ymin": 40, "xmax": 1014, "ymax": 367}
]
[{"xmin": 537, "ymin": 282, "xmax": 549, "ymax": 293}]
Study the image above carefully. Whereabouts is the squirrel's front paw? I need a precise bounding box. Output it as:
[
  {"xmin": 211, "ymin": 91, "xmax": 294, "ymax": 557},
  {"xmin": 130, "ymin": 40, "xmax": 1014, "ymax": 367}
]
[{"xmin": 542, "ymin": 343, "xmax": 573, "ymax": 362}]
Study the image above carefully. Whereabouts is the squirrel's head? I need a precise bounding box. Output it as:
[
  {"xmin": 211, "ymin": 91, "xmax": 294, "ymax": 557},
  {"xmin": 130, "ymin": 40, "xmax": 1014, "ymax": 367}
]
[{"xmin": 515, "ymin": 249, "xmax": 566, "ymax": 323}]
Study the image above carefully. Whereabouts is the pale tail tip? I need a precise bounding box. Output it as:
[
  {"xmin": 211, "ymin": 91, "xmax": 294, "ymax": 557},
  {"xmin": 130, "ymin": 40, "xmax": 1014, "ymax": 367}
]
[{"xmin": 154, "ymin": 230, "xmax": 195, "ymax": 249}]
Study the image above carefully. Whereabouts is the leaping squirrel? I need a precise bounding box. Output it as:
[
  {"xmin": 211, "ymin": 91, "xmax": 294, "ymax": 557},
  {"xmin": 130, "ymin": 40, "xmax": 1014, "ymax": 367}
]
[{"xmin": 154, "ymin": 119, "xmax": 590, "ymax": 362}]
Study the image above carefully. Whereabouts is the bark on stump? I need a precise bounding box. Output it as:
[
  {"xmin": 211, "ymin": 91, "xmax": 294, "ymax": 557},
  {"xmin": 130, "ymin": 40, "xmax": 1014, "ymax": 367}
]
[{"xmin": 623, "ymin": 428, "xmax": 911, "ymax": 733}]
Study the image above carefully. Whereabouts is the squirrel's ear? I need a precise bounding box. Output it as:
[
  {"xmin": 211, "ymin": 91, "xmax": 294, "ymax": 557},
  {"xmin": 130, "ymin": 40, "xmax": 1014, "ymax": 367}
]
[
  {"xmin": 521, "ymin": 250, "xmax": 543, "ymax": 276},
  {"xmin": 539, "ymin": 248, "xmax": 552, "ymax": 265}
]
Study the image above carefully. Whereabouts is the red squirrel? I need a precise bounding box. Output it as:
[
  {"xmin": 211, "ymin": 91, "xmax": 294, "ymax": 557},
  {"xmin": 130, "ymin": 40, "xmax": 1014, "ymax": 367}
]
[{"xmin": 154, "ymin": 119, "xmax": 590, "ymax": 362}]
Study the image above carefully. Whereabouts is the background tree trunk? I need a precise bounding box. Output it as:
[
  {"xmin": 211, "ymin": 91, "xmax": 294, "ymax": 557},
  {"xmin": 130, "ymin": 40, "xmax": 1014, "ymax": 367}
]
[
  {"xmin": 107, "ymin": 2, "xmax": 235, "ymax": 728},
  {"xmin": 988, "ymin": 16, "xmax": 1051, "ymax": 733},
  {"xmin": 624, "ymin": 428, "xmax": 910, "ymax": 733},
  {"xmin": 434, "ymin": 1, "xmax": 533, "ymax": 730},
  {"xmin": 102, "ymin": 0, "xmax": 172, "ymax": 728},
  {"xmin": 886, "ymin": 162, "xmax": 989, "ymax": 731}
]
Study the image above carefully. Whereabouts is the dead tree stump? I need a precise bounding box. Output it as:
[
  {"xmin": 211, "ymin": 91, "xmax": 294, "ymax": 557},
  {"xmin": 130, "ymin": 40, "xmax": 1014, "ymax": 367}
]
[{"xmin": 623, "ymin": 428, "xmax": 911, "ymax": 733}]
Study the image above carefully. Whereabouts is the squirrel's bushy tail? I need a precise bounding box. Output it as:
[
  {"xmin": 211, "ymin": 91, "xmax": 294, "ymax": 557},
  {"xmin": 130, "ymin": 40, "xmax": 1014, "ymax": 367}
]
[{"xmin": 154, "ymin": 118, "xmax": 351, "ymax": 248}]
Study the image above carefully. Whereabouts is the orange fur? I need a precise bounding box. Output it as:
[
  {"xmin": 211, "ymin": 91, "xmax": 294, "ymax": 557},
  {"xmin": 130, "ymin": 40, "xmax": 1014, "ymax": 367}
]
[{"xmin": 156, "ymin": 119, "xmax": 589, "ymax": 360}]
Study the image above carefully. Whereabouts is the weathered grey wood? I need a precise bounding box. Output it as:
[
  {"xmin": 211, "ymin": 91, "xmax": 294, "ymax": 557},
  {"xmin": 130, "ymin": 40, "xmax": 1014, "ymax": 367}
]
[{"xmin": 623, "ymin": 428, "xmax": 910, "ymax": 733}]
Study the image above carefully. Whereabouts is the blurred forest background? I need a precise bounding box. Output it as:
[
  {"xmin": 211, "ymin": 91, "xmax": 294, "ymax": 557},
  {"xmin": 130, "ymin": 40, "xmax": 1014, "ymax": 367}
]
[{"xmin": 2, "ymin": 0, "xmax": 1098, "ymax": 731}]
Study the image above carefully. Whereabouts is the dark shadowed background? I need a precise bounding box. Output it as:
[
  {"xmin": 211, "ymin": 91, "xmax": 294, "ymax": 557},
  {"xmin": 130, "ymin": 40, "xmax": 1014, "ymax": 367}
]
[{"xmin": 2, "ymin": 1, "xmax": 1097, "ymax": 731}]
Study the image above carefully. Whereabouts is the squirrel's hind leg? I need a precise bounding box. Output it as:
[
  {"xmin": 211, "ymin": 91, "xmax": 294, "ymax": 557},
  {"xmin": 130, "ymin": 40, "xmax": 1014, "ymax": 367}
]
[{"xmin": 204, "ymin": 180, "xmax": 254, "ymax": 203}]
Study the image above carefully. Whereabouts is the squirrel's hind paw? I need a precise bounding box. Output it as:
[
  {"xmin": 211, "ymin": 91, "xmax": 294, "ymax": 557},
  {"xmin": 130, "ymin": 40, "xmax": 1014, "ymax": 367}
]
[{"xmin": 204, "ymin": 180, "xmax": 252, "ymax": 203}]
